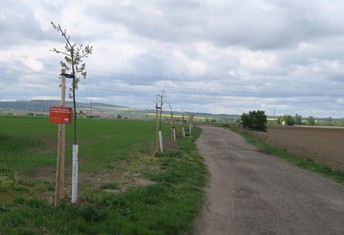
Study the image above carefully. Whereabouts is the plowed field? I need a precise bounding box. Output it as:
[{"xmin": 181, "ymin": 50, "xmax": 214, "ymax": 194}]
[
  {"xmin": 244, "ymin": 125, "xmax": 344, "ymax": 171},
  {"xmin": 194, "ymin": 125, "xmax": 344, "ymax": 234}
]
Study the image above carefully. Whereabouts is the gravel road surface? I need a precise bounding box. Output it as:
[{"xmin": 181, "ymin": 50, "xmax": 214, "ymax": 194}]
[{"xmin": 194, "ymin": 126, "xmax": 344, "ymax": 235}]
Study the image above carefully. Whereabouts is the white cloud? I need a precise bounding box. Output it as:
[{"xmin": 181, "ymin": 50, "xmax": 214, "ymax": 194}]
[
  {"xmin": 31, "ymin": 96, "xmax": 60, "ymax": 100},
  {"xmin": 22, "ymin": 58, "xmax": 44, "ymax": 72},
  {"xmin": 173, "ymin": 50, "xmax": 206, "ymax": 76},
  {"xmin": 2, "ymin": 0, "xmax": 344, "ymax": 117},
  {"xmin": 239, "ymin": 50, "xmax": 277, "ymax": 71}
]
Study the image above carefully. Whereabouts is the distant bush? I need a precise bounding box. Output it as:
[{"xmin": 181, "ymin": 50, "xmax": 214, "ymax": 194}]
[
  {"xmin": 307, "ymin": 116, "xmax": 315, "ymax": 126},
  {"xmin": 221, "ymin": 124, "xmax": 230, "ymax": 128},
  {"xmin": 241, "ymin": 110, "xmax": 267, "ymax": 132},
  {"xmin": 279, "ymin": 115, "xmax": 295, "ymax": 126}
]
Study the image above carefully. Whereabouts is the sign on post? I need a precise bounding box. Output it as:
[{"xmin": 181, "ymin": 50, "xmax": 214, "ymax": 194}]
[{"xmin": 50, "ymin": 106, "xmax": 72, "ymax": 124}]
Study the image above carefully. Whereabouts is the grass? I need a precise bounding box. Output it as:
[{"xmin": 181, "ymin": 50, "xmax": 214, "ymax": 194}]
[
  {"xmin": 226, "ymin": 124, "xmax": 344, "ymax": 185},
  {"xmin": 0, "ymin": 116, "xmax": 207, "ymax": 234}
]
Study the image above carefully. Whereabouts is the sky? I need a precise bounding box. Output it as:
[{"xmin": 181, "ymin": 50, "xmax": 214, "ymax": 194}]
[{"xmin": 1, "ymin": 0, "xmax": 344, "ymax": 117}]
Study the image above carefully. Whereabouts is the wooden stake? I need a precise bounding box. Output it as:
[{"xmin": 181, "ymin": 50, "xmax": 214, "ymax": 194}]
[
  {"xmin": 155, "ymin": 96, "xmax": 159, "ymax": 152},
  {"xmin": 55, "ymin": 69, "xmax": 66, "ymax": 206}
]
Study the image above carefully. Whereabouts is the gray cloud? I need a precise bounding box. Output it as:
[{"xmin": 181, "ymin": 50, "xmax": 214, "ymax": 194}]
[{"xmin": 1, "ymin": 0, "xmax": 344, "ymax": 117}]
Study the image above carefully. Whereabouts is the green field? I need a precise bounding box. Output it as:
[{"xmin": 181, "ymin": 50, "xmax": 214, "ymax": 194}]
[{"xmin": 0, "ymin": 116, "xmax": 207, "ymax": 234}]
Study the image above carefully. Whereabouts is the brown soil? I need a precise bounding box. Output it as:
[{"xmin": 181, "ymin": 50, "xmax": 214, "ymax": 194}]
[{"xmin": 243, "ymin": 125, "xmax": 344, "ymax": 171}]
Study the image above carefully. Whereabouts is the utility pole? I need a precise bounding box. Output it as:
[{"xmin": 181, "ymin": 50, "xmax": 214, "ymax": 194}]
[{"xmin": 55, "ymin": 68, "xmax": 66, "ymax": 206}]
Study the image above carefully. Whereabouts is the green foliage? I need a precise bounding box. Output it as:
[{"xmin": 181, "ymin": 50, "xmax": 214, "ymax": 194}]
[
  {"xmin": 294, "ymin": 113, "xmax": 302, "ymax": 125},
  {"xmin": 241, "ymin": 110, "xmax": 267, "ymax": 132},
  {"xmin": 51, "ymin": 21, "xmax": 93, "ymax": 144},
  {"xmin": 51, "ymin": 22, "xmax": 93, "ymax": 90},
  {"xmin": 279, "ymin": 114, "xmax": 295, "ymax": 126},
  {"xmin": 307, "ymin": 116, "xmax": 315, "ymax": 125},
  {"xmin": 322, "ymin": 116, "xmax": 335, "ymax": 126}
]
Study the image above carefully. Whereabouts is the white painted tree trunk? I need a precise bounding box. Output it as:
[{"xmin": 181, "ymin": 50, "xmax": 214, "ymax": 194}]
[
  {"xmin": 159, "ymin": 131, "xmax": 164, "ymax": 152},
  {"xmin": 71, "ymin": 144, "xmax": 79, "ymax": 203}
]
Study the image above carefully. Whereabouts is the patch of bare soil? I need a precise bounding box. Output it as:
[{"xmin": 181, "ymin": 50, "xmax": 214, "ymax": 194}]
[
  {"xmin": 31, "ymin": 155, "xmax": 158, "ymax": 204},
  {"xmin": 63, "ymin": 160, "xmax": 158, "ymax": 195},
  {"xmin": 244, "ymin": 125, "xmax": 344, "ymax": 171}
]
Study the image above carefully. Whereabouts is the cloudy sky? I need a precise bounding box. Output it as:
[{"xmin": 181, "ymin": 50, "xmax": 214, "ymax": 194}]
[{"xmin": 1, "ymin": 0, "xmax": 344, "ymax": 117}]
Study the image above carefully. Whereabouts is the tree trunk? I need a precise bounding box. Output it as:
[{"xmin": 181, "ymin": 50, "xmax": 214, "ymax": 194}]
[{"xmin": 71, "ymin": 49, "xmax": 77, "ymax": 145}]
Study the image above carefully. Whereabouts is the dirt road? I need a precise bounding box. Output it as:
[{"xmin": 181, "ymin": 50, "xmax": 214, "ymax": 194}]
[{"xmin": 194, "ymin": 126, "xmax": 344, "ymax": 235}]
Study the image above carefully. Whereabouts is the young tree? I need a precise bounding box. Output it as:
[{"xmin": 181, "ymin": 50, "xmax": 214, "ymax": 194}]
[
  {"xmin": 167, "ymin": 102, "xmax": 175, "ymax": 129},
  {"xmin": 158, "ymin": 90, "xmax": 165, "ymax": 131},
  {"xmin": 167, "ymin": 102, "xmax": 176, "ymax": 141},
  {"xmin": 241, "ymin": 110, "xmax": 267, "ymax": 132},
  {"xmin": 155, "ymin": 91, "xmax": 165, "ymax": 152},
  {"xmin": 51, "ymin": 22, "xmax": 93, "ymax": 145}
]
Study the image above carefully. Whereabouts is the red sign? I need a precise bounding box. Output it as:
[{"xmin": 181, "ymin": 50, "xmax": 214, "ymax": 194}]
[{"xmin": 50, "ymin": 106, "xmax": 72, "ymax": 124}]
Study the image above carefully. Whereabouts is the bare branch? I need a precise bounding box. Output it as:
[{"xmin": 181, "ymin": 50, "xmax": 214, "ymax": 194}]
[{"xmin": 50, "ymin": 48, "xmax": 70, "ymax": 57}]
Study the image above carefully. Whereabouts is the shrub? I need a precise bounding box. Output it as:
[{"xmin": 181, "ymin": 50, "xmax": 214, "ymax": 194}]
[
  {"xmin": 241, "ymin": 110, "xmax": 267, "ymax": 132},
  {"xmin": 279, "ymin": 115, "xmax": 295, "ymax": 126}
]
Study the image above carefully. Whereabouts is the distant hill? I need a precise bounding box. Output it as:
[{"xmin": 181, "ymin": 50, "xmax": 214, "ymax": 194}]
[
  {"xmin": 0, "ymin": 100, "xmax": 240, "ymax": 121},
  {"xmin": 0, "ymin": 100, "xmax": 124, "ymax": 111},
  {"xmin": 0, "ymin": 100, "xmax": 133, "ymax": 117}
]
